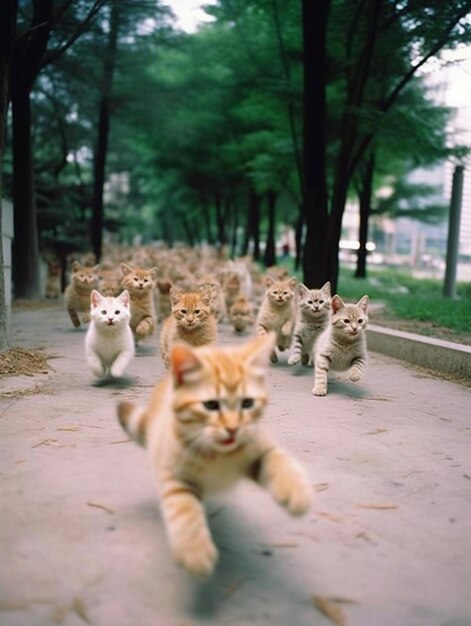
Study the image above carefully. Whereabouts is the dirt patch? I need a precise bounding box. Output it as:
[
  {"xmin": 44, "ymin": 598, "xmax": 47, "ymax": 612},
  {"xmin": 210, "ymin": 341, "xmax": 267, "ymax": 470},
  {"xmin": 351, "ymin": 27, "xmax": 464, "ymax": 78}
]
[{"xmin": 0, "ymin": 347, "xmax": 51, "ymax": 379}]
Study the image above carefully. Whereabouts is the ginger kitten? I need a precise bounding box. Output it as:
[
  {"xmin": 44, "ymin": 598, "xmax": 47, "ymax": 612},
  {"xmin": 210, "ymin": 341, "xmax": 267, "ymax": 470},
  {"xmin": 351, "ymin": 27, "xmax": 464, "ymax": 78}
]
[
  {"xmin": 64, "ymin": 261, "xmax": 100, "ymax": 327},
  {"xmin": 117, "ymin": 333, "xmax": 311, "ymax": 577},
  {"xmin": 120, "ymin": 263, "xmax": 158, "ymax": 344},
  {"xmin": 256, "ymin": 275, "xmax": 297, "ymax": 363},
  {"xmin": 228, "ymin": 295, "xmax": 254, "ymax": 334},
  {"xmin": 312, "ymin": 294, "xmax": 369, "ymax": 396},
  {"xmin": 160, "ymin": 288, "xmax": 217, "ymax": 368},
  {"xmin": 288, "ymin": 281, "xmax": 331, "ymax": 366}
]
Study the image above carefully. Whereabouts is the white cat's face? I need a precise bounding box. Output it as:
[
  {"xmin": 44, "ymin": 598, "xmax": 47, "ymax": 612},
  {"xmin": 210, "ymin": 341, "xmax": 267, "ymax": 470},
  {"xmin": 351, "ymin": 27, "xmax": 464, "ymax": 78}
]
[{"xmin": 90, "ymin": 290, "xmax": 131, "ymax": 328}]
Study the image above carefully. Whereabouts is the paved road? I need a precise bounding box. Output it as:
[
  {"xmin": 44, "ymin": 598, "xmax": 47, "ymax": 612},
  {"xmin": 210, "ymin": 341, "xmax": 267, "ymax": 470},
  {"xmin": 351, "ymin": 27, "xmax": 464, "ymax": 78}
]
[{"xmin": 1, "ymin": 303, "xmax": 471, "ymax": 626}]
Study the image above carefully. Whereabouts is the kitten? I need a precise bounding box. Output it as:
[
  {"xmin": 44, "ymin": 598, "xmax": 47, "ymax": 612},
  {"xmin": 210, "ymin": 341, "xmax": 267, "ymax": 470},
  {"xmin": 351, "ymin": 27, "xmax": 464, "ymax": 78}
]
[
  {"xmin": 120, "ymin": 263, "xmax": 158, "ymax": 344},
  {"xmin": 117, "ymin": 333, "xmax": 311, "ymax": 577},
  {"xmin": 228, "ymin": 295, "xmax": 254, "ymax": 334},
  {"xmin": 64, "ymin": 261, "xmax": 100, "ymax": 327},
  {"xmin": 85, "ymin": 290, "xmax": 135, "ymax": 379},
  {"xmin": 288, "ymin": 282, "xmax": 331, "ymax": 366},
  {"xmin": 312, "ymin": 295, "xmax": 369, "ymax": 396},
  {"xmin": 223, "ymin": 272, "xmax": 243, "ymax": 314},
  {"xmin": 45, "ymin": 261, "xmax": 61, "ymax": 299},
  {"xmin": 256, "ymin": 275, "xmax": 297, "ymax": 363},
  {"xmin": 160, "ymin": 288, "xmax": 217, "ymax": 368},
  {"xmin": 197, "ymin": 274, "xmax": 226, "ymax": 322}
]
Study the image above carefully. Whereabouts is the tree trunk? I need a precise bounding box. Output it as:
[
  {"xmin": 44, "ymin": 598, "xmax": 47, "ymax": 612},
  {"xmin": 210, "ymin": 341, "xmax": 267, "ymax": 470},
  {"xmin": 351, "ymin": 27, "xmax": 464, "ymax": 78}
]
[
  {"xmin": 355, "ymin": 152, "xmax": 375, "ymax": 279},
  {"xmin": 91, "ymin": 0, "xmax": 120, "ymax": 262},
  {"xmin": 263, "ymin": 190, "xmax": 277, "ymax": 267},
  {"xmin": 10, "ymin": 0, "xmax": 53, "ymax": 299},
  {"xmin": 294, "ymin": 208, "xmax": 303, "ymax": 271},
  {"xmin": 214, "ymin": 191, "xmax": 227, "ymax": 249},
  {"xmin": 0, "ymin": 0, "xmax": 17, "ymax": 348},
  {"xmin": 301, "ymin": 0, "xmax": 330, "ymax": 288}
]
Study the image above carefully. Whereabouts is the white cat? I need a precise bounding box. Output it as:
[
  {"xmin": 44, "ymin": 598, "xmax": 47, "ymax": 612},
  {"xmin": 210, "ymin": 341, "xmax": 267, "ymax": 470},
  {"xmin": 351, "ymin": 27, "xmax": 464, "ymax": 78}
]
[{"xmin": 85, "ymin": 290, "xmax": 135, "ymax": 379}]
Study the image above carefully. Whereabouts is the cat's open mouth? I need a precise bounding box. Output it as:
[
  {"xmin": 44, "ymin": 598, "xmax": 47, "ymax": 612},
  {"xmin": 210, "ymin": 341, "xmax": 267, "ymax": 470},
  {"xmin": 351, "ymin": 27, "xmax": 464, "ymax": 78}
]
[{"xmin": 107, "ymin": 321, "xmax": 114, "ymax": 326}]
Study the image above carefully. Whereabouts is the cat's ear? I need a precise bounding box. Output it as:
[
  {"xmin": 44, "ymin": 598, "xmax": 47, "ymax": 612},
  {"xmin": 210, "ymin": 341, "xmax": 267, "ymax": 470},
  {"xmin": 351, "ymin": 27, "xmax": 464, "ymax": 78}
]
[
  {"xmin": 92, "ymin": 264, "xmax": 100, "ymax": 273},
  {"xmin": 170, "ymin": 343, "xmax": 204, "ymax": 386},
  {"xmin": 322, "ymin": 281, "xmax": 331, "ymax": 297},
  {"xmin": 120, "ymin": 263, "xmax": 133, "ymax": 276},
  {"xmin": 149, "ymin": 266, "xmax": 159, "ymax": 278},
  {"xmin": 331, "ymin": 295, "xmax": 344, "ymax": 313},
  {"xmin": 297, "ymin": 282, "xmax": 309, "ymax": 297},
  {"xmin": 288, "ymin": 277, "xmax": 297, "ymax": 289},
  {"xmin": 119, "ymin": 289, "xmax": 130, "ymax": 308},
  {"xmin": 265, "ymin": 275, "xmax": 275, "ymax": 289},
  {"xmin": 241, "ymin": 332, "xmax": 276, "ymax": 370},
  {"xmin": 72, "ymin": 260, "xmax": 82, "ymax": 272},
  {"xmin": 90, "ymin": 289, "xmax": 103, "ymax": 308},
  {"xmin": 357, "ymin": 295, "xmax": 369, "ymax": 313}
]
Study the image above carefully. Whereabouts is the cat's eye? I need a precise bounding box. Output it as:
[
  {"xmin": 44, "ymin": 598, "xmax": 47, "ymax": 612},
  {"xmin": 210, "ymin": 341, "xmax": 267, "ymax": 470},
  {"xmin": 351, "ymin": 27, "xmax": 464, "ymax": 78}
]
[
  {"xmin": 344, "ymin": 318, "xmax": 350, "ymax": 323},
  {"xmin": 203, "ymin": 400, "xmax": 220, "ymax": 411},
  {"xmin": 181, "ymin": 309, "xmax": 187, "ymax": 314},
  {"xmin": 194, "ymin": 309, "xmax": 200, "ymax": 314},
  {"xmin": 241, "ymin": 398, "xmax": 254, "ymax": 409},
  {"xmin": 358, "ymin": 318, "xmax": 364, "ymax": 323},
  {"xmin": 101, "ymin": 310, "xmax": 107, "ymax": 315},
  {"xmin": 319, "ymin": 300, "xmax": 324, "ymax": 304},
  {"xmin": 115, "ymin": 310, "xmax": 120, "ymax": 315},
  {"xmin": 307, "ymin": 300, "xmax": 313, "ymax": 304}
]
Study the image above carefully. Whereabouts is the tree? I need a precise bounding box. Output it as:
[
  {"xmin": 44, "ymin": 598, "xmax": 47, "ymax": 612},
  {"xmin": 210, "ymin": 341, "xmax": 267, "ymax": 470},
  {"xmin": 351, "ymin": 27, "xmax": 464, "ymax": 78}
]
[
  {"xmin": 0, "ymin": 0, "xmax": 18, "ymax": 350},
  {"xmin": 9, "ymin": 0, "xmax": 106, "ymax": 299}
]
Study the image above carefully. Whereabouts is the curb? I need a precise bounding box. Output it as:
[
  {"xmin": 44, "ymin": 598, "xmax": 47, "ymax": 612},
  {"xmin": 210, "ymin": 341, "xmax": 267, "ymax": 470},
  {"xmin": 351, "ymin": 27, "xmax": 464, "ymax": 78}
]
[{"xmin": 366, "ymin": 324, "xmax": 471, "ymax": 380}]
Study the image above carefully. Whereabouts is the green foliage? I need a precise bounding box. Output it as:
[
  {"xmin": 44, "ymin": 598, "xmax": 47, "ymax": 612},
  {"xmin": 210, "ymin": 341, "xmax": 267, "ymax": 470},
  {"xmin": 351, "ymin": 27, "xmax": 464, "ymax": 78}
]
[{"xmin": 338, "ymin": 268, "xmax": 471, "ymax": 334}]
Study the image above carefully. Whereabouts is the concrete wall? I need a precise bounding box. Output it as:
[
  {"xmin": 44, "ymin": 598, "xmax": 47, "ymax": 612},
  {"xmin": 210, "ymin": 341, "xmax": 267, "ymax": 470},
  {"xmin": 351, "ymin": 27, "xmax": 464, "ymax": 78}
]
[{"xmin": 2, "ymin": 199, "xmax": 13, "ymax": 333}]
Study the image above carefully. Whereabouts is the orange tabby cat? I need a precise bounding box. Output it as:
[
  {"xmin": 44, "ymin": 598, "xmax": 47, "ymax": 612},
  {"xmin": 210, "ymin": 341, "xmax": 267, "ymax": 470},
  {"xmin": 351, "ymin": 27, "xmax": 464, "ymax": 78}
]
[
  {"xmin": 64, "ymin": 261, "xmax": 100, "ymax": 327},
  {"xmin": 228, "ymin": 295, "xmax": 254, "ymax": 334},
  {"xmin": 256, "ymin": 275, "xmax": 297, "ymax": 363},
  {"xmin": 117, "ymin": 333, "xmax": 312, "ymax": 577},
  {"xmin": 120, "ymin": 263, "xmax": 158, "ymax": 343},
  {"xmin": 160, "ymin": 288, "xmax": 217, "ymax": 368}
]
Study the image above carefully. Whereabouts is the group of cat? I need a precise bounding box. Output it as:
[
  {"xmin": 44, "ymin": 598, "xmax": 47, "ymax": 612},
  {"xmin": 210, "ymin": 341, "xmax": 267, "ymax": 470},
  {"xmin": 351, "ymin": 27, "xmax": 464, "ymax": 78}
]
[{"xmin": 61, "ymin": 246, "xmax": 369, "ymax": 577}]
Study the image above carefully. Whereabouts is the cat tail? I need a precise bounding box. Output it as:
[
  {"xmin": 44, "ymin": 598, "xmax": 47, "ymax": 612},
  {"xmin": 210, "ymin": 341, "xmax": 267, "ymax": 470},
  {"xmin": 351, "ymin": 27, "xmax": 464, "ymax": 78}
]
[{"xmin": 117, "ymin": 401, "xmax": 150, "ymax": 447}]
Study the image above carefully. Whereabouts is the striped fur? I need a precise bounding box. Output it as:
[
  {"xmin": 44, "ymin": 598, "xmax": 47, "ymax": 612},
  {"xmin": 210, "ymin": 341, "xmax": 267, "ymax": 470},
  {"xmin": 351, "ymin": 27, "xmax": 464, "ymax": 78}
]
[
  {"xmin": 117, "ymin": 333, "xmax": 312, "ymax": 577},
  {"xmin": 312, "ymin": 295, "xmax": 369, "ymax": 397},
  {"xmin": 288, "ymin": 282, "xmax": 331, "ymax": 366}
]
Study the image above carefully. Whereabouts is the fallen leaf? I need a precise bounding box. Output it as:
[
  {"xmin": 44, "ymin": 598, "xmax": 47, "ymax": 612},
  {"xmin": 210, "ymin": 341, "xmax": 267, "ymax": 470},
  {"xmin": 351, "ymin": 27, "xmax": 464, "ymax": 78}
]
[
  {"xmin": 71, "ymin": 597, "xmax": 91, "ymax": 624},
  {"xmin": 356, "ymin": 503, "xmax": 398, "ymax": 510},
  {"xmin": 87, "ymin": 501, "xmax": 115, "ymax": 515},
  {"xmin": 314, "ymin": 483, "xmax": 329, "ymax": 492},
  {"xmin": 365, "ymin": 428, "xmax": 388, "ymax": 435},
  {"xmin": 312, "ymin": 596, "xmax": 348, "ymax": 626},
  {"xmin": 315, "ymin": 511, "xmax": 345, "ymax": 523},
  {"xmin": 31, "ymin": 438, "xmax": 58, "ymax": 449}
]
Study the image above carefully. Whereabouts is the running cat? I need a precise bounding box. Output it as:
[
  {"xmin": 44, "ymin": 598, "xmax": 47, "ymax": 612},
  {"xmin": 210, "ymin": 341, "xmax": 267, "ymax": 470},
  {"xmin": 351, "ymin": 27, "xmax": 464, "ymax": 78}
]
[
  {"xmin": 256, "ymin": 275, "xmax": 297, "ymax": 363},
  {"xmin": 85, "ymin": 290, "xmax": 135, "ymax": 379},
  {"xmin": 117, "ymin": 333, "xmax": 311, "ymax": 577},
  {"xmin": 64, "ymin": 261, "xmax": 100, "ymax": 327},
  {"xmin": 120, "ymin": 263, "xmax": 158, "ymax": 344},
  {"xmin": 288, "ymin": 282, "xmax": 331, "ymax": 366},
  {"xmin": 312, "ymin": 295, "xmax": 369, "ymax": 396},
  {"xmin": 160, "ymin": 288, "xmax": 217, "ymax": 368}
]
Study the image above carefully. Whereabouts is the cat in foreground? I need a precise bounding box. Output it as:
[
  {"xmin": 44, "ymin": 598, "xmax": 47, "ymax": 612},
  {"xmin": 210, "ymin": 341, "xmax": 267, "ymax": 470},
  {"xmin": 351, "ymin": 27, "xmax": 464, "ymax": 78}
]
[
  {"xmin": 117, "ymin": 333, "xmax": 312, "ymax": 577},
  {"xmin": 312, "ymin": 294, "xmax": 369, "ymax": 396},
  {"xmin": 85, "ymin": 290, "xmax": 135, "ymax": 379}
]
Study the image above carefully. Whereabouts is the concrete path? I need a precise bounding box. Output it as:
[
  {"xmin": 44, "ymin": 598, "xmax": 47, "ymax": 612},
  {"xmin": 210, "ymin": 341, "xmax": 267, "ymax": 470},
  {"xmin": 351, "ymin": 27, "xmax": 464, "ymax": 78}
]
[{"xmin": 1, "ymin": 303, "xmax": 471, "ymax": 626}]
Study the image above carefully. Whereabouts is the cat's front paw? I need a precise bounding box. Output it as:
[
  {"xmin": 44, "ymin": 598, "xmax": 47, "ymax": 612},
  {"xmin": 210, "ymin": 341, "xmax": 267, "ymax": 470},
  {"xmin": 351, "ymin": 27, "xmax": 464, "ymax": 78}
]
[
  {"xmin": 173, "ymin": 538, "xmax": 218, "ymax": 577},
  {"xmin": 82, "ymin": 313, "xmax": 90, "ymax": 324},
  {"xmin": 110, "ymin": 364, "xmax": 125, "ymax": 378},
  {"xmin": 288, "ymin": 353, "xmax": 300, "ymax": 365},
  {"xmin": 348, "ymin": 368, "xmax": 361, "ymax": 382},
  {"xmin": 312, "ymin": 385, "xmax": 327, "ymax": 397},
  {"xmin": 135, "ymin": 321, "xmax": 148, "ymax": 336},
  {"xmin": 270, "ymin": 466, "xmax": 312, "ymax": 516},
  {"xmin": 270, "ymin": 351, "xmax": 278, "ymax": 364}
]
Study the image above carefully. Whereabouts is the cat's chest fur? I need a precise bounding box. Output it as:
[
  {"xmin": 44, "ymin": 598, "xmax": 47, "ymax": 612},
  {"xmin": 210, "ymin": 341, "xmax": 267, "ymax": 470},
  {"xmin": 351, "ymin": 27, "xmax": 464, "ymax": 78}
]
[{"xmin": 320, "ymin": 331, "xmax": 366, "ymax": 371}]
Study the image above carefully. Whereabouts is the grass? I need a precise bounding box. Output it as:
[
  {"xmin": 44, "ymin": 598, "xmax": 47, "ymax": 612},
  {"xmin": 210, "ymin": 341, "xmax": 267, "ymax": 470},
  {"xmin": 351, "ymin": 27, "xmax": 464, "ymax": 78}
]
[{"xmin": 337, "ymin": 267, "xmax": 471, "ymax": 335}]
